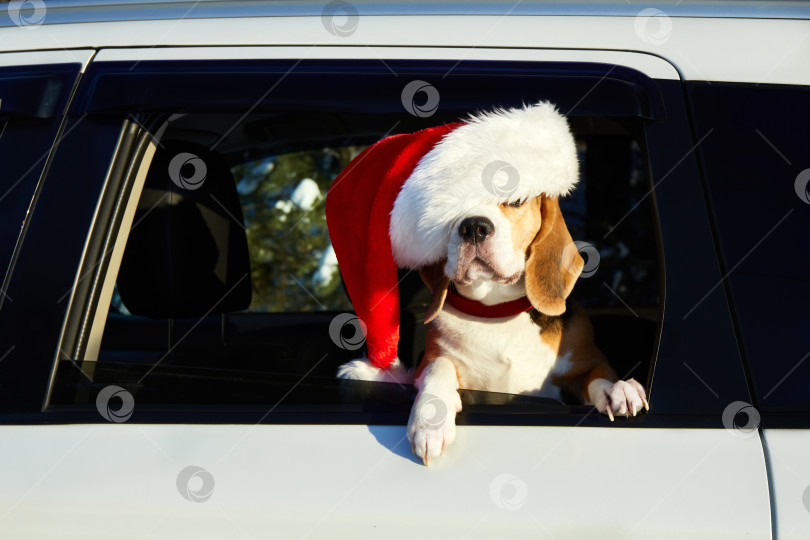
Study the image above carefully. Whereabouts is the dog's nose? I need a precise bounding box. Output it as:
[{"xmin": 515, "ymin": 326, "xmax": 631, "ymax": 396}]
[{"xmin": 458, "ymin": 217, "xmax": 494, "ymax": 244}]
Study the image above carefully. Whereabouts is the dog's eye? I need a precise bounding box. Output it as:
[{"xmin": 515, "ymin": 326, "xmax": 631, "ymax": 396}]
[{"xmin": 505, "ymin": 200, "xmax": 525, "ymax": 208}]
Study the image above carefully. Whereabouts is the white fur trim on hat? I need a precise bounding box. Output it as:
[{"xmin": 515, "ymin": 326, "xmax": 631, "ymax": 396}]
[
  {"xmin": 389, "ymin": 101, "xmax": 579, "ymax": 269},
  {"xmin": 336, "ymin": 357, "xmax": 415, "ymax": 384}
]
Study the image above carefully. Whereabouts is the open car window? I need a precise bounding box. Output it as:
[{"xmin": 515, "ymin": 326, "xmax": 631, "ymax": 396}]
[
  {"xmin": 51, "ymin": 117, "xmax": 659, "ymax": 417},
  {"xmin": 48, "ymin": 56, "xmax": 737, "ymax": 422}
]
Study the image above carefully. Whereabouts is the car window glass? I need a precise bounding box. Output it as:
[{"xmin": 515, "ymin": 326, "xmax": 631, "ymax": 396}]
[
  {"xmin": 0, "ymin": 65, "xmax": 79, "ymax": 291},
  {"xmin": 689, "ymin": 83, "xmax": 810, "ymax": 414}
]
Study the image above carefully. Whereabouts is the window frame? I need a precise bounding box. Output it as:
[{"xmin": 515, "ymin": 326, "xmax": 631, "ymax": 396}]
[{"xmin": 0, "ymin": 54, "xmax": 751, "ymax": 425}]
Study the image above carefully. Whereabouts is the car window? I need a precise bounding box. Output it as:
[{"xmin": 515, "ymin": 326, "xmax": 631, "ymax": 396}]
[
  {"xmin": 688, "ymin": 82, "xmax": 810, "ymax": 415},
  {"xmin": 50, "ymin": 59, "xmax": 665, "ymax": 420},
  {"xmin": 0, "ymin": 64, "xmax": 80, "ymax": 296}
]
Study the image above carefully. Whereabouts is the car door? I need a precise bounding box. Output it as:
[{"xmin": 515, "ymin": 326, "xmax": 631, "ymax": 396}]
[{"xmin": 0, "ymin": 45, "xmax": 771, "ymax": 539}]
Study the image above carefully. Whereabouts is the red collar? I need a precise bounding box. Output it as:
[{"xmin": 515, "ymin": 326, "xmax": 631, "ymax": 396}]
[{"xmin": 444, "ymin": 289, "xmax": 534, "ymax": 318}]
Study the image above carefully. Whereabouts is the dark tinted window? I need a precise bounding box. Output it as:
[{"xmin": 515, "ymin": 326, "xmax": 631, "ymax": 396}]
[
  {"xmin": 688, "ymin": 82, "xmax": 810, "ymax": 414},
  {"xmin": 0, "ymin": 65, "xmax": 79, "ymax": 293}
]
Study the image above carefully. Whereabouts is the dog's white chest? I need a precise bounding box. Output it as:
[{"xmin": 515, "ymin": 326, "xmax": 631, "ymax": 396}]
[{"xmin": 434, "ymin": 308, "xmax": 565, "ymax": 398}]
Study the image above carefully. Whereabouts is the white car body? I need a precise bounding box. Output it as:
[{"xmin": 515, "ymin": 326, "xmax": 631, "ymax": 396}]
[{"xmin": 0, "ymin": 1, "xmax": 807, "ymax": 538}]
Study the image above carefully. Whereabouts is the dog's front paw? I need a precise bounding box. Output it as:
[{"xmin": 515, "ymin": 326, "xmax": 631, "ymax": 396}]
[
  {"xmin": 591, "ymin": 378, "xmax": 649, "ymax": 421},
  {"xmin": 407, "ymin": 391, "xmax": 461, "ymax": 466}
]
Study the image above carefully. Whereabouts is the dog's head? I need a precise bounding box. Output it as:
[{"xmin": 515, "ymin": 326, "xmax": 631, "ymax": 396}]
[
  {"xmin": 417, "ymin": 196, "xmax": 583, "ymax": 320},
  {"xmin": 389, "ymin": 102, "xmax": 582, "ymax": 320}
]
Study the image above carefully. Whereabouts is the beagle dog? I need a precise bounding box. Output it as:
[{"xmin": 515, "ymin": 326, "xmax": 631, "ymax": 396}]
[
  {"xmin": 327, "ymin": 101, "xmax": 648, "ymax": 466},
  {"xmin": 407, "ymin": 195, "xmax": 648, "ymax": 465}
]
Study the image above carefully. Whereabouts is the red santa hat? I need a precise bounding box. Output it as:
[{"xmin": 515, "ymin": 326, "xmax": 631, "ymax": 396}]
[{"xmin": 326, "ymin": 101, "xmax": 579, "ymax": 372}]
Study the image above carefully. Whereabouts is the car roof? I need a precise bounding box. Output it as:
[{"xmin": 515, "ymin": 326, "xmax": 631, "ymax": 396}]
[
  {"xmin": 4, "ymin": 0, "xmax": 810, "ymax": 27},
  {"xmin": 2, "ymin": 0, "xmax": 808, "ymax": 87}
]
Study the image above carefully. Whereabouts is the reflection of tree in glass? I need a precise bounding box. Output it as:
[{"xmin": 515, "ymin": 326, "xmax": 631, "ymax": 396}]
[{"xmin": 232, "ymin": 147, "xmax": 365, "ymax": 312}]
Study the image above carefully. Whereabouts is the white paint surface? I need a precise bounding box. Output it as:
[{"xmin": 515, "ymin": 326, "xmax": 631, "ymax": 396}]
[
  {"xmin": 0, "ymin": 49, "xmax": 94, "ymax": 70},
  {"xmin": 0, "ymin": 424, "xmax": 771, "ymax": 539},
  {"xmin": 0, "ymin": 15, "xmax": 807, "ymax": 85}
]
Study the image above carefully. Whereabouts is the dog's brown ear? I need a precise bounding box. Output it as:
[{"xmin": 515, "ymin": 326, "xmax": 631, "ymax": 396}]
[
  {"xmin": 525, "ymin": 197, "xmax": 584, "ymax": 316},
  {"xmin": 419, "ymin": 261, "xmax": 451, "ymax": 324}
]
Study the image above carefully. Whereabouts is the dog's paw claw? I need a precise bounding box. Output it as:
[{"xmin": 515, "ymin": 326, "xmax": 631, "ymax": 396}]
[{"xmin": 596, "ymin": 379, "xmax": 648, "ymax": 420}]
